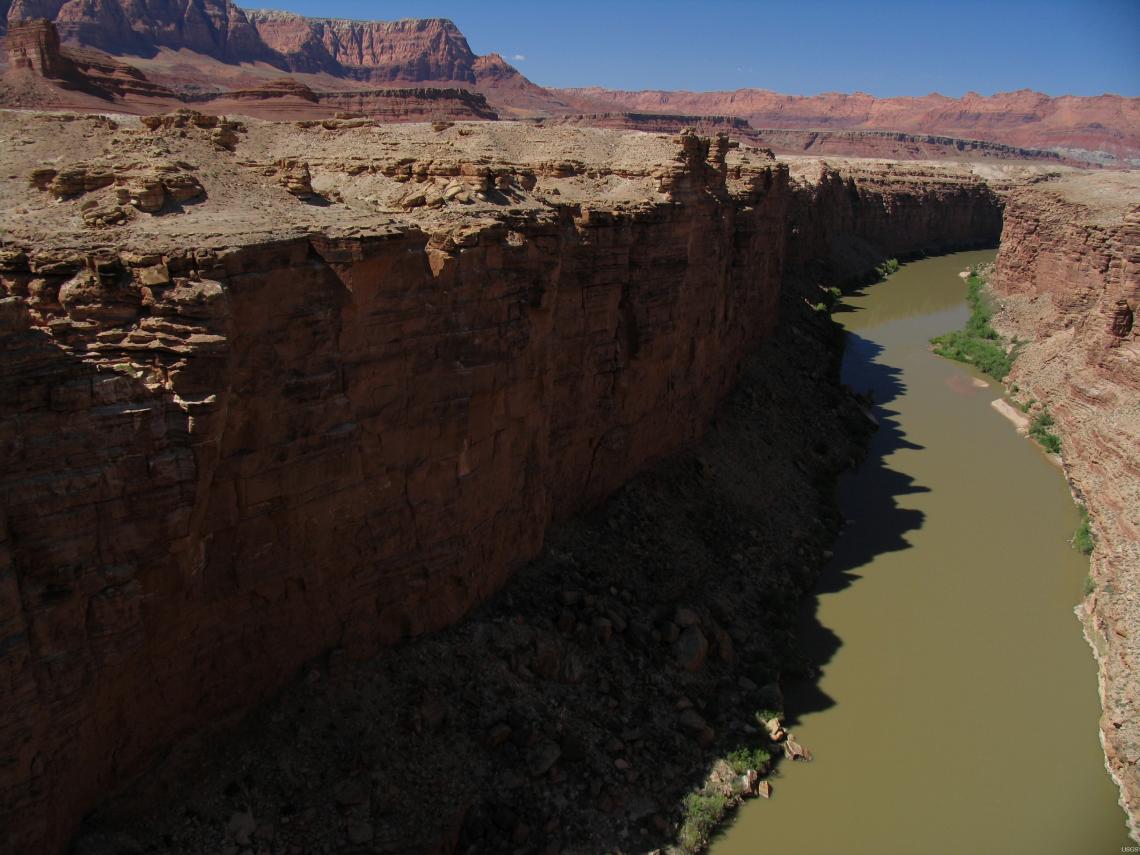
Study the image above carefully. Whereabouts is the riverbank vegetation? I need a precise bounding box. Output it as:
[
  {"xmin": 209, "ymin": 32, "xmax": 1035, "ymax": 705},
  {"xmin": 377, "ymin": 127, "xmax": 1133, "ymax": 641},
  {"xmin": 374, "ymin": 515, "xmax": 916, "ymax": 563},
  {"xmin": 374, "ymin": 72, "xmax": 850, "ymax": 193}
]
[
  {"xmin": 811, "ymin": 284, "xmax": 843, "ymax": 314},
  {"xmin": 677, "ymin": 714, "xmax": 784, "ymax": 852},
  {"xmin": 1029, "ymin": 409, "xmax": 1062, "ymax": 454},
  {"xmin": 874, "ymin": 257, "xmax": 900, "ymax": 279},
  {"xmin": 1073, "ymin": 504, "xmax": 1094, "ymax": 555},
  {"xmin": 930, "ymin": 269, "xmax": 1017, "ymax": 380},
  {"xmin": 679, "ymin": 791, "xmax": 730, "ymax": 852}
]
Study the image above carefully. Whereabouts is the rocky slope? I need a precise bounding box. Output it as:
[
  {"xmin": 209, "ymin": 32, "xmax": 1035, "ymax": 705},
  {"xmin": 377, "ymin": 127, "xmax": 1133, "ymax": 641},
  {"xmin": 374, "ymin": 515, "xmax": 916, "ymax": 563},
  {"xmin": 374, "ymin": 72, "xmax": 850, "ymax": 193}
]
[
  {"xmin": 0, "ymin": 113, "xmax": 1005, "ymax": 853},
  {"xmin": 990, "ymin": 172, "xmax": 1140, "ymax": 838}
]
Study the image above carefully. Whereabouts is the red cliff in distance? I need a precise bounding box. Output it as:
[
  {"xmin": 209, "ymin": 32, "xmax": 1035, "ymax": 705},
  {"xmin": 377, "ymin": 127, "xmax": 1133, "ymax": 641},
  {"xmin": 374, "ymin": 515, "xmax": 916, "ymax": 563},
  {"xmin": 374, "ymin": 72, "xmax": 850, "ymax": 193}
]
[{"xmin": 1, "ymin": 0, "xmax": 1137, "ymax": 163}]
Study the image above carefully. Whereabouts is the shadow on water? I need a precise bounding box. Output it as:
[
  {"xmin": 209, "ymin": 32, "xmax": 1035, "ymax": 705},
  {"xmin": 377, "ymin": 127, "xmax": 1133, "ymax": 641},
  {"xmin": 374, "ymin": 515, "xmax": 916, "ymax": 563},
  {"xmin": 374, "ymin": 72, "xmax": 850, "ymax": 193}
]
[
  {"xmin": 829, "ymin": 285, "xmax": 872, "ymax": 316},
  {"xmin": 780, "ymin": 330, "xmax": 929, "ymax": 726}
]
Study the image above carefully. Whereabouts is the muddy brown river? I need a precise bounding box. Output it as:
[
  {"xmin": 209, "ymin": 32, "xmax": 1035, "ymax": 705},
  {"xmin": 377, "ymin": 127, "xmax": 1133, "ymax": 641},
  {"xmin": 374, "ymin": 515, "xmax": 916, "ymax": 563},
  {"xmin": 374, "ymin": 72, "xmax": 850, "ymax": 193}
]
[{"xmin": 713, "ymin": 250, "xmax": 1130, "ymax": 854}]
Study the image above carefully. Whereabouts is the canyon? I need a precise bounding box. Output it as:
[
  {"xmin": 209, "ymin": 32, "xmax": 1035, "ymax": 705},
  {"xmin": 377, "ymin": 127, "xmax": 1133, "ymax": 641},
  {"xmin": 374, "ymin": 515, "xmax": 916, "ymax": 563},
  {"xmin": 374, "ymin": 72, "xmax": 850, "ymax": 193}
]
[
  {"xmin": 1, "ymin": 104, "xmax": 1135, "ymax": 852},
  {"xmin": 0, "ymin": 111, "xmax": 999, "ymax": 853},
  {"xmin": 0, "ymin": 4, "xmax": 1136, "ymax": 853}
]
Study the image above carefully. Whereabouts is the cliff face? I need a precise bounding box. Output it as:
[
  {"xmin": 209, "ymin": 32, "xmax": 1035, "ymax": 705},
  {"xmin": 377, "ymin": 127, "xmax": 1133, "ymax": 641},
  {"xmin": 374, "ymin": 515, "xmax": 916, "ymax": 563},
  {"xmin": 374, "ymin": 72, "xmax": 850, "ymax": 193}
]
[
  {"xmin": 5, "ymin": 0, "xmax": 270, "ymax": 61},
  {"xmin": 0, "ymin": 1, "xmax": 537, "ymax": 91},
  {"xmin": 0, "ymin": 21, "xmax": 499, "ymax": 119},
  {"xmin": 991, "ymin": 173, "xmax": 1140, "ymax": 837},
  {"xmin": 784, "ymin": 160, "xmax": 1003, "ymax": 279},
  {"xmin": 245, "ymin": 12, "xmax": 477, "ymax": 80},
  {"xmin": 0, "ymin": 115, "xmax": 1004, "ymax": 854}
]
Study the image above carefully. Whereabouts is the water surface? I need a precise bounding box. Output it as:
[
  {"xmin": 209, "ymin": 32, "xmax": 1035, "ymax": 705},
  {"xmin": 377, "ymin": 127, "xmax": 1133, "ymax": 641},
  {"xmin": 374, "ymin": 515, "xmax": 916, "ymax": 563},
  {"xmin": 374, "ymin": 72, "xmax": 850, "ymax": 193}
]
[{"xmin": 713, "ymin": 250, "xmax": 1129, "ymax": 854}]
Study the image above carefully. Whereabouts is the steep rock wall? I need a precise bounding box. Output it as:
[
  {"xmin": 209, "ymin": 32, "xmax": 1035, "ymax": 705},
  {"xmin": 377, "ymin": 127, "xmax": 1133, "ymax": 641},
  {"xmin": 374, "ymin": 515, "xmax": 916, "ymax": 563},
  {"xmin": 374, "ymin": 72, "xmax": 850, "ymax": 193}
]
[
  {"xmin": 991, "ymin": 174, "xmax": 1140, "ymax": 838},
  {"xmin": 0, "ymin": 120, "xmax": 1004, "ymax": 854},
  {"xmin": 785, "ymin": 160, "xmax": 1003, "ymax": 285}
]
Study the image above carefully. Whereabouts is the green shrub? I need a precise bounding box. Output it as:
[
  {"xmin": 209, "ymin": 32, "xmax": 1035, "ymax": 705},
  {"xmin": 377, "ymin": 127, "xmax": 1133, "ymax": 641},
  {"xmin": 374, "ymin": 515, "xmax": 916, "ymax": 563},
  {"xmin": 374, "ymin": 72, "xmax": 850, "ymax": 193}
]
[
  {"xmin": 812, "ymin": 286, "xmax": 844, "ymax": 315},
  {"xmin": 1083, "ymin": 575, "xmax": 1096, "ymax": 597},
  {"xmin": 727, "ymin": 745, "xmax": 772, "ymax": 775},
  {"xmin": 930, "ymin": 272, "xmax": 1016, "ymax": 380},
  {"xmin": 1073, "ymin": 505, "xmax": 1094, "ymax": 555},
  {"xmin": 874, "ymin": 257, "xmax": 900, "ymax": 279},
  {"xmin": 754, "ymin": 709, "xmax": 782, "ymax": 727},
  {"xmin": 678, "ymin": 791, "xmax": 729, "ymax": 853},
  {"xmin": 1029, "ymin": 410, "xmax": 1062, "ymax": 454},
  {"xmin": 930, "ymin": 330, "xmax": 1014, "ymax": 380}
]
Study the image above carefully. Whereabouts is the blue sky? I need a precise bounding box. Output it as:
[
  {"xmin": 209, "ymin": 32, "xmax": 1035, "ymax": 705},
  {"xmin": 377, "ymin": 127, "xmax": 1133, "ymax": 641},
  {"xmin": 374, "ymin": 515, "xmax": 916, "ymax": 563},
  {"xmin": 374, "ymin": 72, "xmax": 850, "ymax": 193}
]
[{"xmin": 255, "ymin": 1, "xmax": 1140, "ymax": 97}]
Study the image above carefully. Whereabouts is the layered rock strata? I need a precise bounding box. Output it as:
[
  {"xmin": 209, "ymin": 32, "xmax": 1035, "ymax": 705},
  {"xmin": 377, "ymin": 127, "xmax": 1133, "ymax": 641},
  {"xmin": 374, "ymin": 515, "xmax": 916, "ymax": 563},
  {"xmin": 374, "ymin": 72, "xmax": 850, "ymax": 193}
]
[
  {"xmin": 990, "ymin": 172, "xmax": 1140, "ymax": 838},
  {"xmin": 559, "ymin": 87, "xmax": 1140, "ymax": 165},
  {"xmin": 0, "ymin": 21, "xmax": 500, "ymax": 121},
  {"xmin": 0, "ymin": 114, "xmax": 1004, "ymax": 853},
  {"xmin": 540, "ymin": 114, "xmax": 1067, "ymax": 164}
]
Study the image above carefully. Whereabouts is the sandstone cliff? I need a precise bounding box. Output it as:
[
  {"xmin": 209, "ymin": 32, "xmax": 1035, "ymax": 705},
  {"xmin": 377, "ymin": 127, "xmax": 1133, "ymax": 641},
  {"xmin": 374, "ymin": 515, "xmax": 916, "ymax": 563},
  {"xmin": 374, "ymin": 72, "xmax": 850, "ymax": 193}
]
[
  {"xmin": 991, "ymin": 172, "xmax": 1140, "ymax": 837},
  {"xmin": 0, "ymin": 20, "xmax": 501, "ymax": 120},
  {"xmin": 0, "ymin": 1, "xmax": 552, "ymax": 104},
  {"xmin": 0, "ymin": 114, "xmax": 1003, "ymax": 853}
]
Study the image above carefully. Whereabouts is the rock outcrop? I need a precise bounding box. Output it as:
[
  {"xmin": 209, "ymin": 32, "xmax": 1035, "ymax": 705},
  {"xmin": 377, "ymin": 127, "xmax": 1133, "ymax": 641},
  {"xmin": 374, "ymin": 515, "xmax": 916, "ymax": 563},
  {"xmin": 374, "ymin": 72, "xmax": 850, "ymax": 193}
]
[
  {"xmin": 0, "ymin": 114, "xmax": 1004, "ymax": 854},
  {"xmin": 991, "ymin": 172, "xmax": 1140, "ymax": 837},
  {"xmin": 243, "ymin": 12, "xmax": 481, "ymax": 81}
]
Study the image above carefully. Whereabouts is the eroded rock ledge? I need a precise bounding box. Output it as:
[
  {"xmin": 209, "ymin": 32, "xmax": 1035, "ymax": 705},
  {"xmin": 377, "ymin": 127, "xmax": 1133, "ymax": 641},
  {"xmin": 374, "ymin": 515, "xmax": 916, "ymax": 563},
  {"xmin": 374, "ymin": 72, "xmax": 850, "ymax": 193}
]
[{"xmin": 1, "ymin": 113, "xmax": 1005, "ymax": 853}]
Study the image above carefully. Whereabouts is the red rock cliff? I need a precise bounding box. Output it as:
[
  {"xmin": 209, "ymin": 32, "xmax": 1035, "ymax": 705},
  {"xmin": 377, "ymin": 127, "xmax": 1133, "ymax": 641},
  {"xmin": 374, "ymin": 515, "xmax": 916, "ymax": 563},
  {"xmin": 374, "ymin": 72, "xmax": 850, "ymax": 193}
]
[
  {"xmin": 0, "ymin": 116, "xmax": 1002, "ymax": 853},
  {"xmin": 559, "ymin": 87, "xmax": 1140, "ymax": 165},
  {"xmin": 991, "ymin": 172, "xmax": 1140, "ymax": 837}
]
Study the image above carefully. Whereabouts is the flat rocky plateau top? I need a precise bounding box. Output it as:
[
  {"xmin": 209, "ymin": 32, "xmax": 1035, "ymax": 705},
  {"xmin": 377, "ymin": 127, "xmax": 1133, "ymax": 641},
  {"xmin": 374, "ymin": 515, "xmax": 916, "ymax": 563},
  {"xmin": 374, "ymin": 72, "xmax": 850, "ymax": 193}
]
[
  {"xmin": 0, "ymin": 111, "xmax": 783, "ymax": 256},
  {"xmin": 9, "ymin": 109, "xmax": 1131, "ymax": 262}
]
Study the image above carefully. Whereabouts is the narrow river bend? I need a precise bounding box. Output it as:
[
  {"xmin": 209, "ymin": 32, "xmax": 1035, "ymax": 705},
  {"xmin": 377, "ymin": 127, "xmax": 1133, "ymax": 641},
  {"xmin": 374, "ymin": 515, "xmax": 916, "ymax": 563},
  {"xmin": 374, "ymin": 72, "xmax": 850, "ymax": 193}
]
[{"xmin": 714, "ymin": 250, "xmax": 1129, "ymax": 854}]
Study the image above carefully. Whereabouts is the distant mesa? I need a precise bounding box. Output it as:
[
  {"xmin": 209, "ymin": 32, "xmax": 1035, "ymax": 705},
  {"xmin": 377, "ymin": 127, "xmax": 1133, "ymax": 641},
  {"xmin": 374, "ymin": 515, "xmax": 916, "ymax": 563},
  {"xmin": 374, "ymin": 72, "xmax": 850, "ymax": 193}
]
[
  {"xmin": 0, "ymin": 1, "xmax": 1137, "ymax": 164},
  {"xmin": 0, "ymin": 18, "xmax": 499, "ymax": 121}
]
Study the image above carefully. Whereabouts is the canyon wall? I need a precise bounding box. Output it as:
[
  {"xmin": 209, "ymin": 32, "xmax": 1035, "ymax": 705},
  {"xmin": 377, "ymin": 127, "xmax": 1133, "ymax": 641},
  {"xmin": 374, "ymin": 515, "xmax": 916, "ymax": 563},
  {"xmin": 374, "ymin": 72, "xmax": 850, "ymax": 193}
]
[
  {"xmin": 0, "ymin": 116, "xmax": 1004, "ymax": 853},
  {"xmin": 991, "ymin": 173, "xmax": 1140, "ymax": 837}
]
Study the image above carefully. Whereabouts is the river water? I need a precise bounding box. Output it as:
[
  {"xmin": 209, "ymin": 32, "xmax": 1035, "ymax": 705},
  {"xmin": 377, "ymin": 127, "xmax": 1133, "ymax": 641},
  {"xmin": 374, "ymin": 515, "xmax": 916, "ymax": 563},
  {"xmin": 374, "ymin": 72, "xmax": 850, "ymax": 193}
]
[{"xmin": 713, "ymin": 250, "xmax": 1130, "ymax": 854}]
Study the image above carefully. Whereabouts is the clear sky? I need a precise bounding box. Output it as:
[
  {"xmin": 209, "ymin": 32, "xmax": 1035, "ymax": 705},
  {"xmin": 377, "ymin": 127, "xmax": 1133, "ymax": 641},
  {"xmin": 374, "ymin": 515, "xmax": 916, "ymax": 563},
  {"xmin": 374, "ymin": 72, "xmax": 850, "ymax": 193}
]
[{"xmin": 253, "ymin": 0, "xmax": 1140, "ymax": 97}]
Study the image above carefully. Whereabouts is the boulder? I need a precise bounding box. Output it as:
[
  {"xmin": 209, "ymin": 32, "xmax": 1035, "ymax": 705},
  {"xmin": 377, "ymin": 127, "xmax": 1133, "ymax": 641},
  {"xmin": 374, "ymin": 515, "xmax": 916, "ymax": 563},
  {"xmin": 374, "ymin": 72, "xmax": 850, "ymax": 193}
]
[{"xmin": 672, "ymin": 625, "xmax": 709, "ymax": 672}]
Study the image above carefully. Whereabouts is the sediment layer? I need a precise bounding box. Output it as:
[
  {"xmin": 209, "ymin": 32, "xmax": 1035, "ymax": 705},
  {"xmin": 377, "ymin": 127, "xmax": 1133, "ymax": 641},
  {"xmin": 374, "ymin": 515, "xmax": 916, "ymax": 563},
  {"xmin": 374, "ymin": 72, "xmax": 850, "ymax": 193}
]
[
  {"xmin": 990, "ymin": 171, "xmax": 1140, "ymax": 839},
  {"xmin": 0, "ymin": 114, "xmax": 1007, "ymax": 853}
]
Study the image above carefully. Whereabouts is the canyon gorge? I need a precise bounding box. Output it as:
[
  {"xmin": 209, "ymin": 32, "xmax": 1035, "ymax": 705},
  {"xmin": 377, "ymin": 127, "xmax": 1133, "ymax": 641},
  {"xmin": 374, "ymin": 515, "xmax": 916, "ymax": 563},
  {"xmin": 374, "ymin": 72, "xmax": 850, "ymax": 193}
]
[
  {"xmin": 0, "ymin": 4, "xmax": 1137, "ymax": 854},
  {"xmin": 0, "ymin": 108, "xmax": 1135, "ymax": 853}
]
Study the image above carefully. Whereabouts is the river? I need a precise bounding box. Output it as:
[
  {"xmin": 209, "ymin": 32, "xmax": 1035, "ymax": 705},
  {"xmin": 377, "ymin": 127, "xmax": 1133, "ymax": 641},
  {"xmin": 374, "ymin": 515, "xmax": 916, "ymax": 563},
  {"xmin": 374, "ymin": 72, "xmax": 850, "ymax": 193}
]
[{"xmin": 712, "ymin": 250, "xmax": 1130, "ymax": 854}]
